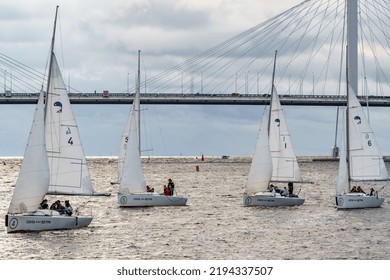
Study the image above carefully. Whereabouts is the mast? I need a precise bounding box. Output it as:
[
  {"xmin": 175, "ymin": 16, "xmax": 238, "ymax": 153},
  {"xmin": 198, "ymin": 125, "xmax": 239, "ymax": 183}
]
[
  {"xmin": 136, "ymin": 50, "xmax": 141, "ymax": 152},
  {"xmin": 346, "ymin": 0, "xmax": 358, "ymax": 190},
  {"xmin": 46, "ymin": 5, "xmax": 59, "ymax": 105},
  {"xmin": 268, "ymin": 50, "xmax": 278, "ymax": 134}
]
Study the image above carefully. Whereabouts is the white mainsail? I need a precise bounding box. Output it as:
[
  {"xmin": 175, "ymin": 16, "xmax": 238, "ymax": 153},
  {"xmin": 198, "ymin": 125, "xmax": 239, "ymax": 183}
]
[
  {"xmin": 118, "ymin": 51, "xmax": 147, "ymax": 195},
  {"xmin": 118, "ymin": 107, "xmax": 132, "ymax": 181},
  {"xmin": 347, "ymin": 87, "xmax": 388, "ymax": 181},
  {"xmin": 45, "ymin": 53, "xmax": 94, "ymax": 195},
  {"xmin": 268, "ymin": 85, "xmax": 302, "ymax": 182},
  {"xmin": 245, "ymin": 108, "xmax": 273, "ymax": 195},
  {"xmin": 8, "ymin": 90, "xmax": 50, "ymax": 214}
]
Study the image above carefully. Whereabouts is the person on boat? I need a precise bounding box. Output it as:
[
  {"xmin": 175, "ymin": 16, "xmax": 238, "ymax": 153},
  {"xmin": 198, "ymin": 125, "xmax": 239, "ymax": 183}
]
[
  {"xmin": 268, "ymin": 184, "xmax": 281, "ymax": 194},
  {"xmin": 39, "ymin": 199, "xmax": 49, "ymax": 209},
  {"xmin": 350, "ymin": 186, "xmax": 357, "ymax": 192},
  {"xmin": 281, "ymin": 187, "xmax": 289, "ymax": 197},
  {"xmin": 168, "ymin": 178, "xmax": 175, "ymax": 196},
  {"xmin": 288, "ymin": 182, "xmax": 294, "ymax": 197},
  {"xmin": 163, "ymin": 185, "xmax": 170, "ymax": 196},
  {"xmin": 56, "ymin": 200, "xmax": 66, "ymax": 214},
  {"xmin": 146, "ymin": 185, "xmax": 154, "ymax": 193},
  {"xmin": 64, "ymin": 200, "xmax": 73, "ymax": 216},
  {"xmin": 50, "ymin": 200, "xmax": 58, "ymax": 210},
  {"xmin": 356, "ymin": 186, "xmax": 366, "ymax": 194},
  {"xmin": 369, "ymin": 188, "xmax": 376, "ymax": 196}
]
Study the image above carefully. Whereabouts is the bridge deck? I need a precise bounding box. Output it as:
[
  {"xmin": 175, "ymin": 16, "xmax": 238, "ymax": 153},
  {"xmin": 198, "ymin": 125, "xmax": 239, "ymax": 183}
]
[{"xmin": 1, "ymin": 92, "xmax": 390, "ymax": 106}]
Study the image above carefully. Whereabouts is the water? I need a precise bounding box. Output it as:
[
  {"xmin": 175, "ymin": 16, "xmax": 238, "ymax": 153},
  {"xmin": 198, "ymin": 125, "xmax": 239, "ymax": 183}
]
[{"xmin": 0, "ymin": 156, "xmax": 389, "ymax": 260}]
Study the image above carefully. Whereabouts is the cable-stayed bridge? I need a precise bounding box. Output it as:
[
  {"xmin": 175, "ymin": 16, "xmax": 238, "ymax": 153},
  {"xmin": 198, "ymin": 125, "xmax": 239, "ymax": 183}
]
[
  {"xmin": 1, "ymin": 0, "xmax": 390, "ymax": 106},
  {"xmin": 2, "ymin": 92, "xmax": 390, "ymax": 106}
]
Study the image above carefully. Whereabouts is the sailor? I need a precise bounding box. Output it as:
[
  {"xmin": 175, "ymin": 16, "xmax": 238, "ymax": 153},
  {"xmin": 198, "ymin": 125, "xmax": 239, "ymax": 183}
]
[
  {"xmin": 357, "ymin": 186, "xmax": 366, "ymax": 194},
  {"xmin": 64, "ymin": 200, "xmax": 73, "ymax": 216},
  {"xmin": 167, "ymin": 178, "xmax": 175, "ymax": 196},
  {"xmin": 39, "ymin": 199, "xmax": 49, "ymax": 209},
  {"xmin": 281, "ymin": 187, "xmax": 289, "ymax": 197},
  {"xmin": 50, "ymin": 200, "xmax": 58, "ymax": 210},
  {"xmin": 164, "ymin": 185, "xmax": 170, "ymax": 196},
  {"xmin": 288, "ymin": 182, "xmax": 294, "ymax": 197}
]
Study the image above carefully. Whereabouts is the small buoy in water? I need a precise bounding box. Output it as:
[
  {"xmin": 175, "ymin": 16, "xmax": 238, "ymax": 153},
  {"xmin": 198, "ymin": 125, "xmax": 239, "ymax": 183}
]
[{"xmin": 195, "ymin": 165, "xmax": 200, "ymax": 172}]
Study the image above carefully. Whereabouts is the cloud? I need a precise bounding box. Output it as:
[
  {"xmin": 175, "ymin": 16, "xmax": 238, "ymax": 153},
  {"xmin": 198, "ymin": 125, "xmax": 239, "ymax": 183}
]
[{"xmin": 2, "ymin": 0, "xmax": 390, "ymax": 158}]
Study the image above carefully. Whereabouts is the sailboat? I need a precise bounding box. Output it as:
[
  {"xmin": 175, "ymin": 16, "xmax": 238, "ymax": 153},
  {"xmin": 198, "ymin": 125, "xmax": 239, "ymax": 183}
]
[
  {"xmin": 117, "ymin": 50, "xmax": 187, "ymax": 207},
  {"xmin": 335, "ymin": 0, "xmax": 387, "ymax": 209},
  {"xmin": 5, "ymin": 6, "xmax": 105, "ymax": 233},
  {"xmin": 244, "ymin": 51, "xmax": 305, "ymax": 207}
]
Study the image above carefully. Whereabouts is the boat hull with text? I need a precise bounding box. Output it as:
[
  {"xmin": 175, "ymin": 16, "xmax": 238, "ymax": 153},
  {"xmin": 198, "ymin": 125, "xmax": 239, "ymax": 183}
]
[
  {"xmin": 118, "ymin": 193, "xmax": 187, "ymax": 207},
  {"xmin": 336, "ymin": 193, "xmax": 384, "ymax": 209},
  {"xmin": 5, "ymin": 210, "xmax": 92, "ymax": 233},
  {"xmin": 243, "ymin": 192, "xmax": 304, "ymax": 207}
]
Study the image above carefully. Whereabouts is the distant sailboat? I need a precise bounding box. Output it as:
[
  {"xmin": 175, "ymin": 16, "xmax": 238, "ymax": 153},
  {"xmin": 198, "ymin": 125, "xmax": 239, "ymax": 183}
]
[
  {"xmin": 244, "ymin": 51, "xmax": 305, "ymax": 207},
  {"xmin": 335, "ymin": 0, "xmax": 387, "ymax": 209},
  {"xmin": 117, "ymin": 50, "xmax": 187, "ymax": 207},
  {"xmin": 5, "ymin": 6, "xmax": 100, "ymax": 233}
]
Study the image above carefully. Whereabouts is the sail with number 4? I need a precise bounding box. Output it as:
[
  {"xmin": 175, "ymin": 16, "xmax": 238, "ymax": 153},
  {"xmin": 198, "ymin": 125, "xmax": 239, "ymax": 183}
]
[{"xmin": 45, "ymin": 52, "xmax": 108, "ymax": 196}]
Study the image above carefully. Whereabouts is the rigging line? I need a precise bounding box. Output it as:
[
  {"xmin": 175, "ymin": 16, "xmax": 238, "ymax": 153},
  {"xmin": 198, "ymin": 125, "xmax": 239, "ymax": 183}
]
[
  {"xmin": 358, "ymin": 1, "xmax": 370, "ymax": 121},
  {"xmin": 149, "ymin": 1, "xmax": 302, "ymax": 93},
  {"xmin": 208, "ymin": 1, "xmax": 322, "ymax": 94},
  {"xmin": 359, "ymin": 14, "xmax": 390, "ymax": 91},
  {"xmin": 0, "ymin": 53, "xmax": 45, "ymax": 80},
  {"xmin": 57, "ymin": 8, "xmax": 66, "ymax": 73},
  {"xmin": 0, "ymin": 61, "xmax": 43, "ymax": 92},
  {"xmin": 370, "ymin": 0, "xmax": 390, "ymax": 48},
  {"xmin": 140, "ymin": 0, "xmax": 314, "ymax": 93},
  {"xmin": 282, "ymin": 2, "xmax": 345, "ymax": 94},
  {"xmin": 275, "ymin": 0, "xmax": 327, "ymax": 86},
  {"xmin": 0, "ymin": 62, "xmax": 45, "ymax": 90},
  {"xmin": 299, "ymin": 0, "xmax": 333, "ymax": 89},
  {"xmin": 319, "ymin": 0, "xmax": 344, "ymax": 96}
]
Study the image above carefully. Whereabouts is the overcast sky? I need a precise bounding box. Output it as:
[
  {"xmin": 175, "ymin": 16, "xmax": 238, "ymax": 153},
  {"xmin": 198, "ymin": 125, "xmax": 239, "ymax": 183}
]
[{"xmin": 1, "ymin": 0, "xmax": 390, "ymax": 157}]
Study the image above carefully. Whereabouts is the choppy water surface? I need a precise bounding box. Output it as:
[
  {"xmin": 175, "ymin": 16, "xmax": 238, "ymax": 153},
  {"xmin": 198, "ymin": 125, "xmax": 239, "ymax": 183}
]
[{"xmin": 0, "ymin": 156, "xmax": 389, "ymax": 260}]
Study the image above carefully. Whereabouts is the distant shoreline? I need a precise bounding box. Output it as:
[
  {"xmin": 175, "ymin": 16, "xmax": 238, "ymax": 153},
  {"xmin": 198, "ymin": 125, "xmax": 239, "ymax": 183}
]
[{"xmin": 2, "ymin": 155, "xmax": 390, "ymax": 162}]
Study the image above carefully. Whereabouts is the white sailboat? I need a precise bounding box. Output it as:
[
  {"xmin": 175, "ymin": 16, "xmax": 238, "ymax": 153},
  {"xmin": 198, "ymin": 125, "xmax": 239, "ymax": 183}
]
[
  {"xmin": 44, "ymin": 27, "xmax": 109, "ymax": 197},
  {"xmin": 244, "ymin": 51, "xmax": 305, "ymax": 207},
  {"xmin": 117, "ymin": 50, "xmax": 187, "ymax": 207},
  {"xmin": 335, "ymin": 0, "xmax": 387, "ymax": 209},
  {"xmin": 5, "ymin": 6, "xmax": 100, "ymax": 233}
]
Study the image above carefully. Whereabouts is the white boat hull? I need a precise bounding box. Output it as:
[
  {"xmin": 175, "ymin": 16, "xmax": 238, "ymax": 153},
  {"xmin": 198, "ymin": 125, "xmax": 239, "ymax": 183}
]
[
  {"xmin": 5, "ymin": 210, "xmax": 92, "ymax": 233},
  {"xmin": 336, "ymin": 193, "xmax": 385, "ymax": 209},
  {"xmin": 118, "ymin": 193, "xmax": 187, "ymax": 207},
  {"xmin": 243, "ymin": 193, "xmax": 304, "ymax": 207}
]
